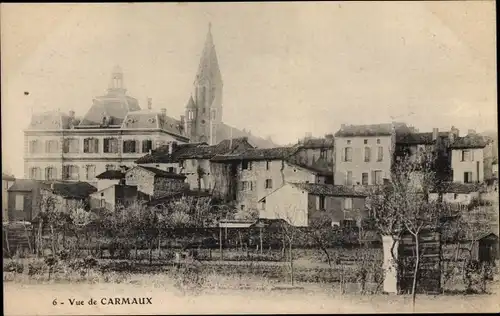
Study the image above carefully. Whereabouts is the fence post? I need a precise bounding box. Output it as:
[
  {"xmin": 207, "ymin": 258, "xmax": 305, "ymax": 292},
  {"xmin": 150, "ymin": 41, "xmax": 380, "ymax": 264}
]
[{"xmin": 219, "ymin": 225, "xmax": 223, "ymax": 260}]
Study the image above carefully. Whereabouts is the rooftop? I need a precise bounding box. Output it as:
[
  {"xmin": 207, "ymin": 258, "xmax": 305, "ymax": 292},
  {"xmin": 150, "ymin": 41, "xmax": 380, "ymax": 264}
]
[
  {"xmin": 96, "ymin": 170, "xmax": 126, "ymax": 180},
  {"xmin": 42, "ymin": 181, "xmax": 97, "ymax": 199},
  {"xmin": 431, "ymin": 182, "xmax": 486, "ymax": 194},
  {"xmin": 289, "ymin": 182, "xmax": 368, "ymax": 197},
  {"xmin": 211, "ymin": 146, "xmax": 299, "ymax": 162},
  {"xmin": 396, "ymin": 132, "xmax": 449, "ymax": 145},
  {"xmin": 334, "ymin": 122, "xmax": 413, "ymax": 138},
  {"xmin": 133, "ymin": 166, "xmax": 187, "ymax": 179},
  {"xmin": 450, "ymin": 134, "xmax": 487, "ymax": 149}
]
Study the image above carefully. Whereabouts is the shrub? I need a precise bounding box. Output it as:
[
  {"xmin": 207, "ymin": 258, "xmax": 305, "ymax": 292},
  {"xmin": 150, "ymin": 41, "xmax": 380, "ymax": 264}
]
[
  {"xmin": 28, "ymin": 260, "xmax": 47, "ymax": 276},
  {"xmin": 4, "ymin": 261, "xmax": 24, "ymax": 273}
]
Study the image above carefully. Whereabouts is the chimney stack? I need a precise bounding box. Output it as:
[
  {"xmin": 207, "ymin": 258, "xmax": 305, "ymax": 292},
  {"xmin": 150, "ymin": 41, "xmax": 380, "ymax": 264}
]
[
  {"xmin": 432, "ymin": 128, "xmax": 439, "ymax": 141},
  {"xmin": 160, "ymin": 108, "xmax": 166, "ymax": 117},
  {"xmin": 147, "ymin": 98, "xmax": 152, "ymax": 110}
]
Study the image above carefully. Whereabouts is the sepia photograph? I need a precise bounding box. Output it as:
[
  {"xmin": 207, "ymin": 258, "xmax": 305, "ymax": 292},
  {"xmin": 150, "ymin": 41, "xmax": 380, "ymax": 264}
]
[{"xmin": 1, "ymin": 2, "xmax": 499, "ymax": 314}]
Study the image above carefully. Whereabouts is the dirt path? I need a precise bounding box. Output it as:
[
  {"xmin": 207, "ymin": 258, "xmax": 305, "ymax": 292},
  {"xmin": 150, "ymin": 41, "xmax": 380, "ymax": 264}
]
[{"xmin": 4, "ymin": 281, "xmax": 499, "ymax": 315}]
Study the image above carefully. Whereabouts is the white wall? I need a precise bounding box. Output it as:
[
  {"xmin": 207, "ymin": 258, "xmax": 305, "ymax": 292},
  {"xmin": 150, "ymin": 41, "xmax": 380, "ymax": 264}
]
[
  {"xmin": 428, "ymin": 191, "xmax": 480, "ymax": 205},
  {"xmin": 334, "ymin": 135, "xmax": 393, "ymax": 185},
  {"xmin": 260, "ymin": 183, "xmax": 309, "ymax": 227},
  {"xmin": 451, "ymin": 148, "xmax": 484, "ymax": 183}
]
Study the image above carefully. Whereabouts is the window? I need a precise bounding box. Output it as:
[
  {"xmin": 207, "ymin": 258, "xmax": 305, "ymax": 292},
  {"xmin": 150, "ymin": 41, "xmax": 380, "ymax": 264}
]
[
  {"xmin": 29, "ymin": 167, "xmax": 41, "ymax": 180},
  {"xmin": 362, "ymin": 173, "xmax": 368, "ymax": 185},
  {"xmin": 342, "ymin": 219, "xmax": 356, "ymax": 228},
  {"xmin": 374, "ymin": 170, "xmax": 383, "ymax": 185},
  {"xmin": 346, "ymin": 140, "xmax": 351, "ymax": 145},
  {"xmin": 464, "ymin": 172, "xmax": 473, "ymax": 183},
  {"xmin": 86, "ymin": 165, "xmax": 96, "ymax": 180},
  {"xmin": 240, "ymin": 205, "xmax": 245, "ymax": 211},
  {"xmin": 377, "ymin": 139, "xmax": 381, "ymax": 144},
  {"xmin": 364, "ymin": 139, "xmax": 368, "ymax": 145},
  {"xmin": 63, "ymin": 165, "xmax": 79, "ymax": 181},
  {"xmin": 320, "ymin": 149, "xmax": 326, "ymax": 159},
  {"xmin": 123, "ymin": 140, "xmax": 137, "ymax": 153},
  {"xmin": 346, "ymin": 171, "xmax": 353, "ymax": 186},
  {"xmin": 168, "ymin": 167, "xmax": 174, "ymax": 173},
  {"xmin": 45, "ymin": 167, "xmax": 56, "ymax": 180},
  {"xmin": 364, "ymin": 147, "xmax": 371, "ymax": 162},
  {"xmin": 142, "ymin": 140, "xmax": 152, "ymax": 153},
  {"xmin": 318, "ymin": 195, "xmax": 326, "ymax": 210},
  {"xmin": 344, "ymin": 198, "xmax": 353, "ymax": 210},
  {"xmin": 84, "ymin": 138, "xmax": 99, "ymax": 153},
  {"xmin": 377, "ymin": 146, "xmax": 383, "ymax": 161},
  {"xmin": 15, "ymin": 195, "xmax": 24, "ymax": 211},
  {"xmin": 240, "ymin": 181, "xmax": 248, "ymax": 191},
  {"xmin": 202, "ymin": 108, "xmax": 206, "ymax": 114},
  {"xmin": 242, "ymin": 160, "xmax": 250, "ymax": 170},
  {"xmin": 63, "ymin": 138, "xmax": 80, "ymax": 153},
  {"xmin": 100, "ymin": 199, "xmax": 106, "ymax": 208},
  {"xmin": 103, "ymin": 138, "xmax": 118, "ymax": 153},
  {"xmin": 266, "ymin": 161, "xmax": 271, "ymax": 170},
  {"xmin": 454, "ymin": 193, "xmax": 458, "ymax": 200},
  {"xmin": 45, "ymin": 140, "xmax": 59, "ymax": 153},
  {"xmin": 265, "ymin": 179, "xmax": 273, "ymax": 189},
  {"xmin": 179, "ymin": 160, "xmax": 185, "ymax": 168},
  {"xmin": 188, "ymin": 110, "xmax": 194, "ymax": 120},
  {"xmin": 105, "ymin": 164, "xmax": 115, "ymax": 171},
  {"xmin": 211, "ymin": 110, "xmax": 216, "ymax": 120},
  {"xmin": 29, "ymin": 140, "xmax": 40, "ymax": 153},
  {"xmin": 344, "ymin": 147, "xmax": 352, "ymax": 162},
  {"xmin": 461, "ymin": 150, "xmax": 471, "ymax": 162}
]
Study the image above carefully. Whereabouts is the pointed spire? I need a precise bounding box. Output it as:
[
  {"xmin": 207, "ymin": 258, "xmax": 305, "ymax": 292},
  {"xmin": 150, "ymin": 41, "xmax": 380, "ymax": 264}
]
[{"xmin": 195, "ymin": 23, "xmax": 222, "ymax": 83}]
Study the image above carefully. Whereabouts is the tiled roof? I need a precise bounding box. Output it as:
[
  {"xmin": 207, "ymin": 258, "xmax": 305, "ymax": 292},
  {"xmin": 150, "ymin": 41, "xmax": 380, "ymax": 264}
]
[
  {"xmin": 396, "ymin": 132, "xmax": 449, "ymax": 145},
  {"xmin": 290, "ymin": 182, "xmax": 367, "ymax": 197},
  {"xmin": 176, "ymin": 137, "xmax": 254, "ymax": 160},
  {"xmin": 450, "ymin": 134, "xmax": 487, "ymax": 149},
  {"xmin": 147, "ymin": 189, "xmax": 212, "ymax": 206},
  {"xmin": 79, "ymin": 93, "xmax": 141, "ymax": 126},
  {"xmin": 296, "ymin": 137, "xmax": 334, "ymax": 149},
  {"xmin": 96, "ymin": 170, "xmax": 126, "ymax": 180},
  {"xmin": 286, "ymin": 160, "xmax": 332, "ymax": 176},
  {"xmin": 135, "ymin": 143, "xmax": 207, "ymax": 164},
  {"xmin": 7, "ymin": 179, "xmax": 41, "ymax": 192},
  {"xmin": 136, "ymin": 166, "xmax": 187, "ymax": 179},
  {"xmin": 44, "ymin": 181, "xmax": 97, "ymax": 199},
  {"xmin": 431, "ymin": 182, "xmax": 485, "ymax": 194},
  {"xmin": 210, "ymin": 146, "xmax": 299, "ymax": 162},
  {"xmin": 334, "ymin": 122, "xmax": 413, "ymax": 137}
]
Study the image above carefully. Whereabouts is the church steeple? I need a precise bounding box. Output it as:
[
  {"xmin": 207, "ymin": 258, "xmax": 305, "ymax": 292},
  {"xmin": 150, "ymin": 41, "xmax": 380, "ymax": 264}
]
[
  {"xmin": 186, "ymin": 23, "xmax": 223, "ymax": 145},
  {"xmin": 195, "ymin": 22, "xmax": 222, "ymax": 84}
]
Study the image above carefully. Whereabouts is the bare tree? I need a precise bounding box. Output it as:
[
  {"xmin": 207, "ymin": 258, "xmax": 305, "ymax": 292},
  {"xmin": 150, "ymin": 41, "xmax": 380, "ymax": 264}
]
[{"xmin": 367, "ymin": 148, "xmax": 448, "ymax": 311}]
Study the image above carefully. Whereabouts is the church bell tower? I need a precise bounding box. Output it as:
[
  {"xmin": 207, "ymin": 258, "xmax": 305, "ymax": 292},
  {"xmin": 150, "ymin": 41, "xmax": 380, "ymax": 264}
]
[{"xmin": 185, "ymin": 23, "xmax": 223, "ymax": 145}]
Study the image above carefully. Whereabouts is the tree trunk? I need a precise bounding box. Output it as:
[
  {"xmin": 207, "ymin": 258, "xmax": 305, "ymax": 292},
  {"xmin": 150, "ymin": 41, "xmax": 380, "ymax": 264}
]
[
  {"xmin": 50, "ymin": 224, "xmax": 56, "ymax": 255},
  {"xmin": 411, "ymin": 234, "xmax": 420, "ymax": 313},
  {"xmin": 259, "ymin": 227, "xmax": 263, "ymax": 255},
  {"xmin": 5, "ymin": 228, "xmax": 10, "ymax": 257}
]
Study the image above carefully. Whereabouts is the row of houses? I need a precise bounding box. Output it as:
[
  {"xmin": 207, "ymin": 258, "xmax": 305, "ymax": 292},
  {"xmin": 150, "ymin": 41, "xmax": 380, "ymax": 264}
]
[{"xmin": 3, "ymin": 122, "xmax": 497, "ymax": 228}]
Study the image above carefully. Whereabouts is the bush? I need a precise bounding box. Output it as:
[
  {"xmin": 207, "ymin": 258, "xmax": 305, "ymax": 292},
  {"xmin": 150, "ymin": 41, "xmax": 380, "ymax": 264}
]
[
  {"xmin": 28, "ymin": 260, "xmax": 47, "ymax": 276},
  {"xmin": 4, "ymin": 261, "xmax": 24, "ymax": 273}
]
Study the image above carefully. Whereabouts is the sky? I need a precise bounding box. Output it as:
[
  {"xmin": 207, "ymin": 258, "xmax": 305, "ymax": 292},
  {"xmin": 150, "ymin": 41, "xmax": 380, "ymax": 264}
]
[{"xmin": 1, "ymin": 2, "xmax": 497, "ymax": 177}]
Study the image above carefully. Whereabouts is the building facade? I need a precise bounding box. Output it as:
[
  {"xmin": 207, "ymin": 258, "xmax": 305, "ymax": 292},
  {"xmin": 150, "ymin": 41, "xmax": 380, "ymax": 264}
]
[
  {"xmin": 333, "ymin": 123, "xmax": 405, "ymax": 186},
  {"xmin": 259, "ymin": 182, "xmax": 367, "ymax": 227},
  {"xmin": 23, "ymin": 66, "xmax": 189, "ymax": 184},
  {"xmin": 449, "ymin": 132, "xmax": 487, "ymax": 183},
  {"xmin": 210, "ymin": 147, "xmax": 331, "ymax": 215}
]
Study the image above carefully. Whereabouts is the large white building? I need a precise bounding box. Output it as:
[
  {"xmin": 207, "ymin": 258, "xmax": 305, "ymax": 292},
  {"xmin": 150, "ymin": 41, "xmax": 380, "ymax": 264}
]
[{"xmin": 23, "ymin": 66, "xmax": 189, "ymax": 184}]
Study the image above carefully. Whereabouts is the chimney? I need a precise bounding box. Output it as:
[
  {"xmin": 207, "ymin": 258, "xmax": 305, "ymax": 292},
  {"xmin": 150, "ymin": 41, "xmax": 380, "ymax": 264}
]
[
  {"xmin": 147, "ymin": 98, "xmax": 152, "ymax": 110},
  {"xmin": 432, "ymin": 128, "xmax": 439, "ymax": 141},
  {"xmin": 161, "ymin": 108, "xmax": 166, "ymax": 117},
  {"xmin": 168, "ymin": 141, "xmax": 177, "ymax": 155}
]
